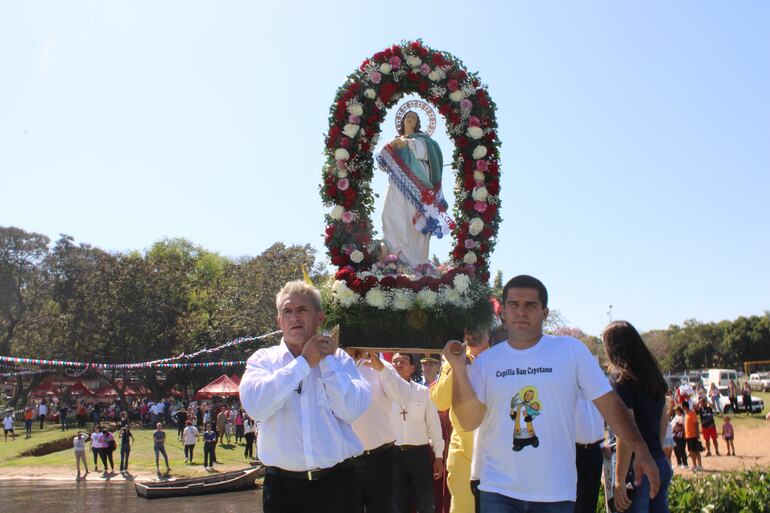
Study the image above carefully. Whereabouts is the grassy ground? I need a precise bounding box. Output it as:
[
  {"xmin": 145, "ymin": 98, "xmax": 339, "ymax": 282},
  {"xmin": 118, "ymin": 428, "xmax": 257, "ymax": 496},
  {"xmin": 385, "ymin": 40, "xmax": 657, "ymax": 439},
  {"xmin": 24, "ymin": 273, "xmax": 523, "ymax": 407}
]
[
  {"xmin": 0, "ymin": 423, "xmax": 256, "ymax": 478},
  {"xmin": 722, "ymin": 390, "xmax": 769, "ymax": 430}
]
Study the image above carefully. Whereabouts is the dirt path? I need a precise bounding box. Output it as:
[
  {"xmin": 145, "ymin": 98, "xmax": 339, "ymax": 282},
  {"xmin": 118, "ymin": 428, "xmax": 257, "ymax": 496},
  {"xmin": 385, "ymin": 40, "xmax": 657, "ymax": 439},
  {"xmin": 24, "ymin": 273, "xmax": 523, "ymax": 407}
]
[{"xmin": 673, "ymin": 421, "xmax": 770, "ymax": 475}]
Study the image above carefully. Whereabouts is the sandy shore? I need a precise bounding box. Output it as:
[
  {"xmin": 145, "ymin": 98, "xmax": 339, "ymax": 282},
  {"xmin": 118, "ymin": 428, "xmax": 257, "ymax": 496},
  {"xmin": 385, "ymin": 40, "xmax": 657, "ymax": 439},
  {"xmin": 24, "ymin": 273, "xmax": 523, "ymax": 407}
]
[{"xmin": 672, "ymin": 421, "xmax": 770, "ymax": 475}]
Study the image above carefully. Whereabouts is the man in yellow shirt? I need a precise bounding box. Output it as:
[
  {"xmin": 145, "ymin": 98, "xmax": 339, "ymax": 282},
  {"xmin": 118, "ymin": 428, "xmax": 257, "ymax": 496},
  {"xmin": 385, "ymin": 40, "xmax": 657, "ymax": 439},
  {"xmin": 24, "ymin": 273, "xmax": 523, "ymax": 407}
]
[{"xmin": 430, "ymin": 326, "xmax": 491, "ymax": 513}]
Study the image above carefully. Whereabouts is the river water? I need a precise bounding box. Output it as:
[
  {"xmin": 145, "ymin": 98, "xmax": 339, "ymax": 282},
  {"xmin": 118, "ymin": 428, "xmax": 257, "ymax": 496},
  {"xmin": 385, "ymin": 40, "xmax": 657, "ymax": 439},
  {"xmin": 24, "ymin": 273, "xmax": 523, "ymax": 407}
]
[{"xmin": 0, "ymin": 480, "xmax": 264, "ymax": 512}]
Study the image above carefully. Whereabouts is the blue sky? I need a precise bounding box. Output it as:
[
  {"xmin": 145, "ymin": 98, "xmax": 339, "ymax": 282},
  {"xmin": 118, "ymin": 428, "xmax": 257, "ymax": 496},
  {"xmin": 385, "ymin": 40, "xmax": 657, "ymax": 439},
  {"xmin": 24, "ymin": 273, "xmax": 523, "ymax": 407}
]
[{"xmin": 1, "ymin": 1, "xmax": 768, "ymax": 336}]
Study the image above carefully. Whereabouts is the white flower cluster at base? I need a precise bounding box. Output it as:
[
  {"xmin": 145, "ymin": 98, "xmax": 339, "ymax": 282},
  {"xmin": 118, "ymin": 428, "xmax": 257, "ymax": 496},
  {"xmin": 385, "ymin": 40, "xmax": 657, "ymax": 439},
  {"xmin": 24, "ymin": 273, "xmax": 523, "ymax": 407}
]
[{"xmin": 330, "ymin": 273, "xmax": 475, "ymax": 310}]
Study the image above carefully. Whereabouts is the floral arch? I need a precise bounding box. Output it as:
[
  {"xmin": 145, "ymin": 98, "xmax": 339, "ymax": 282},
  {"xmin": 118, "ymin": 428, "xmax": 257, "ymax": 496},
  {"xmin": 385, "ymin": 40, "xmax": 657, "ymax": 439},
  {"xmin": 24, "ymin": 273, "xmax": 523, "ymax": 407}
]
[{"xmin": 320, "ymin": 41, "xmax": 501, "ymax": 349}]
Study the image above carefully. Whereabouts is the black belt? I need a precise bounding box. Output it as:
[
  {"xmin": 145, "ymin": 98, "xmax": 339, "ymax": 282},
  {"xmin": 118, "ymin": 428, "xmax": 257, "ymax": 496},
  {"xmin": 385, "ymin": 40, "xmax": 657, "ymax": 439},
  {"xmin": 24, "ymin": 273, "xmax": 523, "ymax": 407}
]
[
  {"xmin": 360, "ymin": 441, "xmax": 395, "ymax": 457},
  {"xmin": 396, "ymin": 443, "xmax": 429, "ymax": 451},
  {"xmin": 265, "ymin": 457, "xmax": 354, "ymax": 481},
  {"xmin": 576, "ymin": 440, "xmax": 603, "ymax": 449}
]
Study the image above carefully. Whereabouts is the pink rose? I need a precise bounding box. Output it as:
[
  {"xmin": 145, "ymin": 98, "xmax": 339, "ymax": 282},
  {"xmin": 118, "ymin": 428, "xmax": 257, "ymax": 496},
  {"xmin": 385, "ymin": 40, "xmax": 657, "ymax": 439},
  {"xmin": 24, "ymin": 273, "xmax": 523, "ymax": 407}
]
[
  {"xmin": 447, "ymin": 79, "xmax": 459, "ymax": 92},
  {"xmin": 336, "ymin": 160, "xmax": 347, "ymax": 170},
  {"xmin": 338, "ymin": 178, "xmax": 350, "ymax": 191},
  {"xmin": 389, "ymin": 56, "xmax": 402, "ymax": 69},
  {"xmin": 475, "ymin": 160, "xmax": 488, "ymax": 171},
  {"xmin": 341, "ymin": 211, "xmax": 355, "ymax": 223},
  {"xmin": 474, "ymin": 201, "xmax": 488, "ymax": 213},
  {"xmin": 468, "ymin": 116, "xmax": 481, "ymax": 127},
  {"xmin": 348, "ymin": 115, "xmax": 361, "ymax": 124},
  {"xmin": 464, "ymin": 239, "xmax": 477, "ymax": 249},
  {"xmin": 420, "ymin": 63, "xmax": 430, "ymax": 76},
  {"xmin": 369, "ymin": 71, "xmax": 382, "ymax": 84},
  {"xmin": 460, "ymin": 99, "xmax": 473, "ymax": 111}
]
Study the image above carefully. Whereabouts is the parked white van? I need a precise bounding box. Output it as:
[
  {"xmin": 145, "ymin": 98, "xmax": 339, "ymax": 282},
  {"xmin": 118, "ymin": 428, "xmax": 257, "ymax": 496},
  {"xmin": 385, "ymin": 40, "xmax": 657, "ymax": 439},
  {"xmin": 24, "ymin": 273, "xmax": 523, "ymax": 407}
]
[{"xmin": 702, "ymin": 369, "xmax": 739, "ymax": 389}]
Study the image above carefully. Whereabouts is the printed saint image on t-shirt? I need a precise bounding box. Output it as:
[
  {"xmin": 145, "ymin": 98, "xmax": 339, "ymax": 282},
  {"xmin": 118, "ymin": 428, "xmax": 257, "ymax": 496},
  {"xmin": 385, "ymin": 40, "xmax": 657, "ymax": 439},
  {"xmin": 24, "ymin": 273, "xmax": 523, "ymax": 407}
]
[{"xmin": 510, "ymin": 386, "xmax": 542, "ymax": 451}]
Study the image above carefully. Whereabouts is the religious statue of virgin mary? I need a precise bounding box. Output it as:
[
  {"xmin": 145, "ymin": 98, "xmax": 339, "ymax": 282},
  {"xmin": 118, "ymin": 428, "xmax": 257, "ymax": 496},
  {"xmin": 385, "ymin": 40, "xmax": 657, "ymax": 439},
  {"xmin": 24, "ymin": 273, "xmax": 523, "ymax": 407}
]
[{"xmin": 376, "ymin": 110, "xmax": 453, "ymax": 268}]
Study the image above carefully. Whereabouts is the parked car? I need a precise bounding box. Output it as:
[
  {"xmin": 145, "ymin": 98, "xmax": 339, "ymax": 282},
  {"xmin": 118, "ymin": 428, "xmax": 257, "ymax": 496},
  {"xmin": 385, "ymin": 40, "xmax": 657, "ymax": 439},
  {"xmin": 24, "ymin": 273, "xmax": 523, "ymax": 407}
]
[
  {"xmin": 702, "ymin": 368, "xmax": 739, "ymax": 389},
  {"xmin": 717, "ymin": 386, "xmax": 765, "ymax": 414},
  {"xmin": 749, "ymin": 372, "xmax": 770, "ymax": 392}
]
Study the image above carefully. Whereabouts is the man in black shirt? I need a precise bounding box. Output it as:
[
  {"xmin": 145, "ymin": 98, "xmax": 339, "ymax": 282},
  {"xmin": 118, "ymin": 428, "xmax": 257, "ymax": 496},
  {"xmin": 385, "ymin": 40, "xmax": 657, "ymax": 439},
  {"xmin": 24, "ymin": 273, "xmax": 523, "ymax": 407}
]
[{"xmin": 697, "ymin": 399, "xmax": 719, "ymax": 456}]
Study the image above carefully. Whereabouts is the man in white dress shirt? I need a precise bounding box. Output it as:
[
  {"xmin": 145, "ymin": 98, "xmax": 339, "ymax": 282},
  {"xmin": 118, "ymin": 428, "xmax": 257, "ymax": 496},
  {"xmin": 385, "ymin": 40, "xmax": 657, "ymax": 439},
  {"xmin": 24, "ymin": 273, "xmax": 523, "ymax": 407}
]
[
  {"xmin": 391, "ymin": 352, "xmax": 445, "ymax": 513},
  {"xmin": 239, "ymin": 280, "xmax": 371, "ymax": 513},
  {"xmin": 350, "ymin": 351, "xmax": 413, "ymax": 513},
  {"xmin": 574, "ymin": 398, "xmax": 606, "ymax": 513}
]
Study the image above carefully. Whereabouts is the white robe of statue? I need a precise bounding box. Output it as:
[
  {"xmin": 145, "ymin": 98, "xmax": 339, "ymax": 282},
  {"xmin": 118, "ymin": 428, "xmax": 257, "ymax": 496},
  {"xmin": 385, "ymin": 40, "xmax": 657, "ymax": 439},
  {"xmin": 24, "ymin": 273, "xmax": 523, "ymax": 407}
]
[{"xmin": 381, "ymin": 137, "xmax": 431, "ymax": 268}]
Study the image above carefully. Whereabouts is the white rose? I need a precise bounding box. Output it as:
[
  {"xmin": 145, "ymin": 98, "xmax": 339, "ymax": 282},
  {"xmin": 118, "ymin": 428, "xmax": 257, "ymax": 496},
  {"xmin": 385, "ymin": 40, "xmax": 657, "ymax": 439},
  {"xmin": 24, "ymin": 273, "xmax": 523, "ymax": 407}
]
[
  {"xmin": 416, "ymin": 289, "xmax": 437, "ymax": 308},
  {"xmin": 342, "ymin": 124, "xmax": 360, "ymax": 138},
  {"xmin": 350, "ymin": 250, "xmax": 364, "ymax": 264},
  {"xmin": 364, "ymin": 88, "xmax": 376, "ymax": 99},
  {"xmin": 472, "ymin": 145, "xmax": 488, "ymax": 160},
  {"xmin": 453, "ymin": 274, "xmax": 470, "ymax": 293},
  {"xmin": 472, "ymin": 186, "xmax": 489, "ymax": 202},
  {"xmin": 473, "ymin": 170, "xmax": 485, "ymax": 182},
  {"xmin": 330, "ymin": 205, "xmax": 344, "ymax": 220},
  {"xmin": 380, "ymin": 63, "xmax": 392, "ymax": 74},
  {"xmin": 334, "ymin": 148, "xmax": 350, "ymax": 161},
  {"xmin": 449, "ymin": 90, "xmax": 465, "ymax": 102},
  {"xmin": 467, "ymin": 126, "xmax": 484, "ymax": 140},
  {"xmin": 469, "ymin": 217, "xmax": 484, "ymax": 236},
  {"xmin": 440, "ymin": 287, "xmax": 462, "ymax": 306},
  {"xmin": 337, "ymin": 169, "xmax": 348, "ymax": 178},
  {"xmin": 463, "ymin": 251, "xmax": 478, "ymax": 265},
  {"xmin": 428, "ymin": 70, "xmax": 441, "ymax": 82},
  {"xmin": 392, "ymin": 290, "xmax": 414, "ymax": 310},
  {"xmin": 365, "ymin": 288, "xmax": 387, "ymax": 309},
  {"xmin": 332, "ymin": 281, "xmax": 357, "ymax": 307},
  {"xmin": 405, "ymin": 55, "xmax": 422, "ymax": 67},
  {"xmin": 348, "ymin": 103, "xmax": 364, "ymax": 117}
]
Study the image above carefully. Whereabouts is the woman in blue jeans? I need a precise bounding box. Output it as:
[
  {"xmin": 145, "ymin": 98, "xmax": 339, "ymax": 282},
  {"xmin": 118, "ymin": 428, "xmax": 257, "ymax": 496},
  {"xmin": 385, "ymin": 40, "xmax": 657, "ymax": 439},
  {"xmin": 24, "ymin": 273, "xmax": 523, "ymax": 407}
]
[{"xmin": 603, "ymin": 321, "xmax": 673, "ymax": 513}]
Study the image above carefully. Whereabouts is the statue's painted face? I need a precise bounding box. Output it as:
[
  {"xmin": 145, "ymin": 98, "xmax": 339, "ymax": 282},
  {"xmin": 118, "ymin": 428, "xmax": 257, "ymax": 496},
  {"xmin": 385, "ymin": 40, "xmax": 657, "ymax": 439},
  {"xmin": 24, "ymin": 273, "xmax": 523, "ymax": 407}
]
[{"xmin": 403, "ymin": 112, "xmax": 419, "ymax": 133}]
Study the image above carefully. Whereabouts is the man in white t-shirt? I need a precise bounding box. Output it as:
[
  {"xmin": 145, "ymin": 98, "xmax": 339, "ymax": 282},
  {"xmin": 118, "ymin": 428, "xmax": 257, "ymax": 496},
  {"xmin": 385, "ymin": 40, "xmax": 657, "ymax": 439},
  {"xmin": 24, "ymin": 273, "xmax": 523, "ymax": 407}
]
[{"xmin": 444, "ymin": 275, "xmax": 659, "ymax": 512}]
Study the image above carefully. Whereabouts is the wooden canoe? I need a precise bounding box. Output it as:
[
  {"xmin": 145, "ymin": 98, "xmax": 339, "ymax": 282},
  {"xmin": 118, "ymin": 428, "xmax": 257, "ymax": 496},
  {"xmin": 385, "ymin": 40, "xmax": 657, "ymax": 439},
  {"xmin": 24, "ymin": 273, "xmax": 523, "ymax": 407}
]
[{"xmin": 134, "ymin": 466, "xmax": 263, "ymax": 499}]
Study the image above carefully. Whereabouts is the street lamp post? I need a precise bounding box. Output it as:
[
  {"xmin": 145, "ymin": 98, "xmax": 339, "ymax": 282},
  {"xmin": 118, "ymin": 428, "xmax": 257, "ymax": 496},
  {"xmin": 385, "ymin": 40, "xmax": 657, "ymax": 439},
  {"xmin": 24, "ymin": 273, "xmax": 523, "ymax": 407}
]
[{"xmin": 606, "ymin": 305, "xmax": 613, "ymax": 324}]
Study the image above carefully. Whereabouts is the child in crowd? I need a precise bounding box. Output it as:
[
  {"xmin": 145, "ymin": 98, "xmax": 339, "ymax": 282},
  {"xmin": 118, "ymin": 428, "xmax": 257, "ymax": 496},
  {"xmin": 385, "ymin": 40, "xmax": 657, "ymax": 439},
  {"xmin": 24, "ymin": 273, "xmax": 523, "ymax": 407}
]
[{"xmin": 722, "ymin": 416, "xmax": 735, "ymax": 456}]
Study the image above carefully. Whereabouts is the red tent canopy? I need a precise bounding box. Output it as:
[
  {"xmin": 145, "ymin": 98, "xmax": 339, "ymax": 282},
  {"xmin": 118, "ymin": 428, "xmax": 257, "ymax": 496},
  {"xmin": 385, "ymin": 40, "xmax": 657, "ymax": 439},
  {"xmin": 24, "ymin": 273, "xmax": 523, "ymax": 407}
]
[
  {"xmin": 229, "ymin": 374, "xmax": 242, "ymax": 385},
  {"xmin": 67, "ymin": 381, "xmax": 94, "ymax": 397},
  {"xmin": 93, "ymin": 381, "xmax": 150, "ymax": 399},
  {"xmin": 30, "ymin": 378, "xmax": 61, "ymax": 398},
  {"xmin": 193, "ymin": 374, "xmax": 240, "ymax": 400}
]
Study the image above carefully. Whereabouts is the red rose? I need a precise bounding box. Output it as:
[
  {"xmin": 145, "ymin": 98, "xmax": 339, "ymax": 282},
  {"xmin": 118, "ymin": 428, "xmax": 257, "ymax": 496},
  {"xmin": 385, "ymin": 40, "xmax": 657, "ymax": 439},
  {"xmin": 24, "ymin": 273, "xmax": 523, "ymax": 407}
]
[
  {"xmin": 452, "ymin": 246, "xmax": 465, "ymax": 259},
  {"xmin": 380, "ymin": 276, "xmax": 396, "ymax": 289},
  {"xmin": 332, "ymin": 255, "xmax": 349, "ymax": 266},
  {"xmin": 462, "ymin": 198, "xmax": 474, "ymax": 211},
  {"xmin": 379, "ymin": 82, "xmax": 397, "ymax": 104},
  {"xmin": 449, "ymin": 113, "xmax": 461, "ymax": 125},
  {"xmin": 390, "ymin": 44, "xmax": 402, "ymax": 57},
  {"xmin": 441, "ymin": 273, "xmax": 454, "ymax": 286},
  {"xmin": 480, "ymin": 243, "xmax": 489, "ymax": 252},
  {"xmin": 463, "ymin": 160, "xmax": 474, "ymax": 172},
  {"xmin": 325, "ymin": 225, "xmax": 336, "ymax": 236},
  {"xmin": 373, "ymin": 51, "xmax": 386, "ymax": 62},
  {"xmin": 395, "ymin": 275, "xmax": 412, "ymax": 289},
  {"xmin": 481, "ymin": 228, "xmax": 493, "ymax": 239},
  {"xmin": 417, "ymin": 80, "xmax": 429, "ymax": 93},
  {"xmin": 359, "ymin": 59, "xmax": 371, "ymax": 71},
  {"xmin": 410, "ymin": 41, "xmax": 422, "ymax": 51},
  {"xmin": 417, "ymin": 46, "xmax": 429, "ymax": 58},
  {"xmin": 359, "ymin": 142, "xmax": 371, "ymax": 153},
  {"xmin": 488, "ymin": 161, "xmax": 500, "ymax": 177},
  {"xmin": 438, "ymin": 104, "xmax": 452, "ymax": 116},
  {"xmin": 327, "ymin": 184, "xmax": 338, "ymax": 197},
  {"xmin": 369, "ymin": 111, "xmax": 381, "ymax": 123},
  {"xmin": 335, "ymin": 268, "xmax": 353, "ymax": 280},
  {"xmin": 343, "ymin": 189, "xmax": 356, "ymax": 201},
  {"xmin": 384, "ymin": 48, "xmax": 393, "ymax": 59},
  {"xmin": 455, "ymin": 70, "xmax": 467, "ymax": 81},
  {"xmin": 456, "ymin": 135, "xmax": 469, "ymax": 148},
  {"xmin": 364, "ymin": 275, "xmax": 378, "ymax": 289},
  {"xmin": 485, "ymin": 131, "xmax": 497, "ymax": 142},
  {"xmin": 406, "ymin": 70, "xmax": 418, "ymax": 82},
  {"xmin": 463, "ymin": 175, "xmax": 475, "ymax": 190},
  {"xmin": 487, "ymin": 181, "xmax": 500, "ymax": 195},
  {"xmin": 481, "ymin": 271, "xmax": 490, "ymax": 282},
  {"xmin": 350, "ymin": 278, "xmax": 365, "ymax": 294},
  {"xmin": 354, "ymin": 232, "xmax": 370, "ymax": 244}
]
